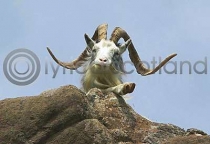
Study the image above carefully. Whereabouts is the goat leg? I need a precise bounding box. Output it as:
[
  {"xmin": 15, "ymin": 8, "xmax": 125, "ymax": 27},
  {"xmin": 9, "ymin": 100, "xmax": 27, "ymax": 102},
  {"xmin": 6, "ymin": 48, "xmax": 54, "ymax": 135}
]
[
  {"xmin": 93, "ymin": 79, "xmax": 110, "ymax": 89},
  {"xmin": 104, "ymin": 82, "xmax": 136, "ymax": 95}
]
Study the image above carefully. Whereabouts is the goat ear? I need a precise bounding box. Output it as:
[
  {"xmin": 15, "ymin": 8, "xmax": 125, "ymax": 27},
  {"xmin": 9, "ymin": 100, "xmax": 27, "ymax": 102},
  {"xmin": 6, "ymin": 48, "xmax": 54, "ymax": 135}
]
[
  {"xmin": 84, "ymin": 33, "xmax": 95, "ymax": 49},
  {"xmin": 119, "ymin": 39, "xmax": 132, "ymax": 54}
]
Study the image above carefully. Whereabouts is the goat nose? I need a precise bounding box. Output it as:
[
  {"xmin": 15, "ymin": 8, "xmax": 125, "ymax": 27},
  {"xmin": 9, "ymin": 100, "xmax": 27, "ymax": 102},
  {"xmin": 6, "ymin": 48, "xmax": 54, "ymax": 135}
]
[{"xmin": 99, "ymin": 58, "xmax": 107, "ymax": 62}]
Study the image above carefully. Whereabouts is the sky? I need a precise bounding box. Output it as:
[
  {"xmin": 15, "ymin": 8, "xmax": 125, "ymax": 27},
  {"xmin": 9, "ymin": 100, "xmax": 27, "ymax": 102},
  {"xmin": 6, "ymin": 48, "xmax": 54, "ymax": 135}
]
[{"xmin": 0, "ymin": 0, "xmax": 210, "ymax": 134}]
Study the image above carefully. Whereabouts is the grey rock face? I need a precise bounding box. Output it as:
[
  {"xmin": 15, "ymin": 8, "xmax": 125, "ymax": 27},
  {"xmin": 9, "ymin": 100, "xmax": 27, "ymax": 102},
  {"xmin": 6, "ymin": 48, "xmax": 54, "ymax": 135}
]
[{"xmin": 0, "ymin": 85, "xmax": 208, "ymax": 144}]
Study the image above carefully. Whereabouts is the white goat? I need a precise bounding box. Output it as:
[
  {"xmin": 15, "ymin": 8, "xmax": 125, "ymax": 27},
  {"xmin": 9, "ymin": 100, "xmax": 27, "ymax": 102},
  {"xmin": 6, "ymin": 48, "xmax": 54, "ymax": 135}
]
[{"xmin": 47, "ymin": 24, "xmax": 177, "ymax": 95}]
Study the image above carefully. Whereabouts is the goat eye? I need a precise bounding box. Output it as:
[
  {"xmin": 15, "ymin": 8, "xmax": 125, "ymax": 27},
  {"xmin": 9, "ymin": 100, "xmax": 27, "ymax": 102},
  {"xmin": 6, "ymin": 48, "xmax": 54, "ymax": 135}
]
[
  {"xmin": 114, "ymin": 52, "xmax": 120, "ymax": 57},
  {"xmin": 96, "ymin": 39, "xmax": 101, "ymax": 43},
  {"xmin": 92, "ymin": 49, "xmax": 96, "ymax": 53},
  {"xmin": 114, "ymin": 52, "xmax": 120, "ymax": 56}
]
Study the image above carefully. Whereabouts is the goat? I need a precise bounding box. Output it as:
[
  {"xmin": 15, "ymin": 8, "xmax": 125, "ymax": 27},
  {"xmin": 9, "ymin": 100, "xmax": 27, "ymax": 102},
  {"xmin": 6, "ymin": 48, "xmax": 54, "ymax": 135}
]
[{"xmin": 47, "ymin": 24, "xmax": 177, "ymax": 95}]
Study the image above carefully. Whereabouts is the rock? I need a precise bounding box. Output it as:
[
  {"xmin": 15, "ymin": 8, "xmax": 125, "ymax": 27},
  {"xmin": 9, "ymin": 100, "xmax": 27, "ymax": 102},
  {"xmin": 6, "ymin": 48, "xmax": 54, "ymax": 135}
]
[
  {"xmin": 186, "ymin": 128, "xmax": 208, "ymax": 136},
  {"xmin": 143, "ymin": 123, "xmax": 186, "ymax": 144},
  {"xmin": 163, "ymin": 135, "xmax": 210, "ymax": 144},
  {"xmin": 0, "ymin": 85, "xmax": 209, "ymax": 144}
]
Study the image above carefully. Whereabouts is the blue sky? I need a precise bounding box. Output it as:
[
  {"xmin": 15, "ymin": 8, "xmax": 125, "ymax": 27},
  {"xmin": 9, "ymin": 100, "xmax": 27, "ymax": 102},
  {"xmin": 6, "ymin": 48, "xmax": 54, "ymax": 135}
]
[{"xmin": 1, "ymin": 1, "xmax": 210, "ymax": 134}]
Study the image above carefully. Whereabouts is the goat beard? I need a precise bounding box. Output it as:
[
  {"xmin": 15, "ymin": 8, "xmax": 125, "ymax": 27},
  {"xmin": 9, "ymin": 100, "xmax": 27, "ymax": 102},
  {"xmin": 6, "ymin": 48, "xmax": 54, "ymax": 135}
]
[{"xmin": 90, "ymin": 63, "xmax": 122, "ymax": 74}]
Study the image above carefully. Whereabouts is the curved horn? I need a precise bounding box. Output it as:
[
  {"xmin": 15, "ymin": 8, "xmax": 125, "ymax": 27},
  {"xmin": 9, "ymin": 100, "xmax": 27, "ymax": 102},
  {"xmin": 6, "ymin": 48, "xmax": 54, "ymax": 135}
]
[
  {"xmin": 92, "ymin": 23, "xmax": 108, "ymax": 41},
  {"xmin": 47, "ymin": 47, "xmax": 88, "ymax": 70},
  {"xmin": 47, "ymin": 24, "xmax": 108, "ymax": 70},
  {"xmin": 110, "ymin": 27, "xmax": 177, "ymax": 76}
]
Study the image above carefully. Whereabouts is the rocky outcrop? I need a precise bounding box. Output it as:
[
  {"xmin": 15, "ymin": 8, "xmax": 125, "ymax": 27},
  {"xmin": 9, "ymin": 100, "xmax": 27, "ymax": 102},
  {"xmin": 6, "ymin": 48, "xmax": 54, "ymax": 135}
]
[{"xmin": 0, "ymin": 85, "xmax": 209, "ymax": 144}]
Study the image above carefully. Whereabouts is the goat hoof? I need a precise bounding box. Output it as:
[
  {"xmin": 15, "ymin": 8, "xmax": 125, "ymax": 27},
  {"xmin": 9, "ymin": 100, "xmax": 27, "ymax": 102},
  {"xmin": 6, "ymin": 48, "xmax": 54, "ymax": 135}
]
[{"xmin": 123, "ymin": 83, "xmax": 136, "ymax": 94}]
